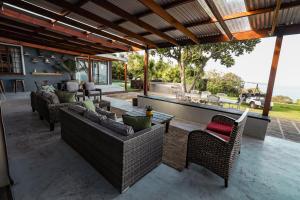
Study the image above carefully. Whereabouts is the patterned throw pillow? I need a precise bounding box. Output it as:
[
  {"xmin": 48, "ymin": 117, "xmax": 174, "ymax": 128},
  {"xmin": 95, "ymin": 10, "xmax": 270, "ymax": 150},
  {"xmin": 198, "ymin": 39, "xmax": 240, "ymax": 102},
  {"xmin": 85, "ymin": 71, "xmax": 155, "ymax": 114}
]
[
  {"xmin": 96, "ymin": 107, "xmax": 116, "ymax": 120},
  {"xmin": 122, "ymin": 115, "xmax": 152, "ymax": 132},
  {"xmin": 41, "ymin": 85, "xmax": 56, "ymax": 93},
  {"xmin": 55, "ymin": 91, "xmax": 76, "ymax": 103},
  {"xmin": 83, "ymin": 110, "xmax": 107, "ymax": 123}
]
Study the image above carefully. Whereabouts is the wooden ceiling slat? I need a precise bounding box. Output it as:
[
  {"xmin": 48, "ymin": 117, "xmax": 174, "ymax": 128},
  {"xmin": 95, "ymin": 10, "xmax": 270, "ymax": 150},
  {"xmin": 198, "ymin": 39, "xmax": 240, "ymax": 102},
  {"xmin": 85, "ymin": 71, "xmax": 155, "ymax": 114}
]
[
  {"xmin": 44, "ymin": 0, "xmax": 157, "ymax": 48},
  {"xmin": 204, "ymin": 0, "xmax": 234, "ymax": 40},
  {"xmin": 3, "ymin": 0, "xmax": 144, "ymax": 49},
  {"xmin": 91, "ymin": 0, "xmax": 178, "ymax": 45},
  {"xmin": 270, "ymin": 0, "xmax": 282, "ymax": 36},
  {"xmin": 138, "ymin": 0, "xmax": 199, "ymax": 44}
]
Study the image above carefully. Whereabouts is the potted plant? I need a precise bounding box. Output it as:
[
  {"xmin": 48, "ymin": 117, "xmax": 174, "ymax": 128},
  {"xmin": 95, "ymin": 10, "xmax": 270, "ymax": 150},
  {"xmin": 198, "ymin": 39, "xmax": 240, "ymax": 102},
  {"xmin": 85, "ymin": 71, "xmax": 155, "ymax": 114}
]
[
  {"xmin": 63, "ymin": 59, "xmax": 77, "ymax": 80},
  {"xmin": 145, "ymin": 105, "xmax": 153, "ymax": 117}
]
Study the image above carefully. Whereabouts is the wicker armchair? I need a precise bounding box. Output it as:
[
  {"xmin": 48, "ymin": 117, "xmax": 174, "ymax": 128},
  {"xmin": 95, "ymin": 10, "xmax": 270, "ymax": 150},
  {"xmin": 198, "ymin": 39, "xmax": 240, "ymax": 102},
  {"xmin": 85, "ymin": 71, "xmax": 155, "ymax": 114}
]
[
  {"xmin": 66, "ymin": 81, "xmax": 85, "ymax": 101},
  {"xmin": 186, "ymin": 109, "xmax": 249, "ymax": 187}
]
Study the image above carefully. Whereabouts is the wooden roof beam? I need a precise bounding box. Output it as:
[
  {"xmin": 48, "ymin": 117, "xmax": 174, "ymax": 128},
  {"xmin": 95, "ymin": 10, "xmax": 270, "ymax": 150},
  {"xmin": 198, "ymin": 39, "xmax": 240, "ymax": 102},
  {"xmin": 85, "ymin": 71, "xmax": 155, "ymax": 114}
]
[
  {"xmin": 0, "ymin": 36, "xmax": 90, "ymax": 56},
  {"xmin": 270, "ymin": 0, "xmax": 282, "ymax": 36},
  {"xmin": 138, "ymin": 0, "xmax": 199, "ymax": 44},
  {"xmin": 92, "ymin": 0, "xmax": 178, "ymax": 45},
  {"xmin": 114, "ymin": 0, "xmax": 195, "ymax": 25},
  {"xmin": 204, "ymin": 0, "xmax": 234, "ymax": 40},
  {"xmin": 139, "ymin": 0, "xmax": 300, "ymax": 37},
  {"xmin": 2, "ymin": 0, "xmax": 143, "ymax": 49},
  {"xmin": 44, "ymin": 0, "xmax": 157, "ymax": 48}
]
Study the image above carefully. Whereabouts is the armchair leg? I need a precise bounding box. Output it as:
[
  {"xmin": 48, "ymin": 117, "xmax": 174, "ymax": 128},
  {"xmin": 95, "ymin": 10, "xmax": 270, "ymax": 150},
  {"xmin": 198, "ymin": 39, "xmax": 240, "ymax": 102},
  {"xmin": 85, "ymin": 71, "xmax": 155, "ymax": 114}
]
[
  {"xmin": 224, "ymin": 179, "xmax": 228, "ymax": 188},
  {"xmin": 50, "ymin": 123, "xmax": 54, "ymax": 131}
]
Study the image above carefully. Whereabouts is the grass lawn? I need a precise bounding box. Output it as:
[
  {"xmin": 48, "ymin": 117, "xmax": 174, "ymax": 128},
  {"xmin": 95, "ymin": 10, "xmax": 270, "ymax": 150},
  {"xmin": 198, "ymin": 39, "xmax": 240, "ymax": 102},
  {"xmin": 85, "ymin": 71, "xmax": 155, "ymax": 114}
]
[
  {"xmin": 225, "ymin": 97, "xmax": 300, "ymax": 121},
  {"xmin": 112, "ymin": 80, "xmax": 141, "ymax": 92}
]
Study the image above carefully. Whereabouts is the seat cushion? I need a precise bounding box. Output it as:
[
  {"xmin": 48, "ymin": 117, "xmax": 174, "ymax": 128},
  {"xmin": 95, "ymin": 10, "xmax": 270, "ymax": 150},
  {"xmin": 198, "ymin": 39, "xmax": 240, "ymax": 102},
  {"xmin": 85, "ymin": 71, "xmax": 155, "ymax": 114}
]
[
  {"xmin": 68, "ymin": 105, "xmax": 86, "ymax": 115},
  {"xmin": 84, "ymin": 82, "xmax": 95, "ymax": 91},
  {"xmin": 83, "ymin": 110, "xmax": 107, "ymax": 123},
  {"xmin": 66, "ymin": 82, "xmax": 79, "ymax": 92},
  {"xmin": 122, "ymin": 115, "xmax": 152, "ymax": 132},
  {"xmin": 88, "ymin": 90, "xmax": 100, "ymax": 95},
  {"xmin": 100, "ymin": 118, "xmax": 134, "ymax": 136},
  {"xmin": 207, "ymin": 131, "xmax": 230, "ymax": 142},
  {"xmin": 206, "ymin": 122, "xmax": 233, "ymax": 136}
]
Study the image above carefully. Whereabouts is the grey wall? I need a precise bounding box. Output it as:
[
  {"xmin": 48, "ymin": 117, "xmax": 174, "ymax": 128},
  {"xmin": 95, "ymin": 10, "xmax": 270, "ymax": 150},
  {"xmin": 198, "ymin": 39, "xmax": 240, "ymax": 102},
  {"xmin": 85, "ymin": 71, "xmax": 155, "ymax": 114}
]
[{"xmin": 0, "ymin": 46, "xmax": 73, "ymax": 92}]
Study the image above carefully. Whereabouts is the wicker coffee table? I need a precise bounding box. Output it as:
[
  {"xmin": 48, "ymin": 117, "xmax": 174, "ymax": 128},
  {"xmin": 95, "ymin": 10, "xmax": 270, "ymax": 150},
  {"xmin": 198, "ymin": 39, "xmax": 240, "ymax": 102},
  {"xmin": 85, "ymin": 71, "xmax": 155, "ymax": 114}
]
[{"xmin": 125, "ymin": 110, "xmax": 174, "ymax": 133}]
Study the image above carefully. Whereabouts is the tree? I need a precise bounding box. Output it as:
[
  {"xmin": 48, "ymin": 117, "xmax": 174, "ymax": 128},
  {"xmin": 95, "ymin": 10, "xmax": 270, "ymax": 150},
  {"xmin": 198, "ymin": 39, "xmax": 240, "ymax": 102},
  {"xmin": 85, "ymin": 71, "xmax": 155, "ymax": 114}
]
[
  {"xmin": 152, "ymin": 39, "xmax": 260, "ymax": 92},
  {"xmin": 112, "ymin": 61, "xmax": 124, "ymax": 80}
]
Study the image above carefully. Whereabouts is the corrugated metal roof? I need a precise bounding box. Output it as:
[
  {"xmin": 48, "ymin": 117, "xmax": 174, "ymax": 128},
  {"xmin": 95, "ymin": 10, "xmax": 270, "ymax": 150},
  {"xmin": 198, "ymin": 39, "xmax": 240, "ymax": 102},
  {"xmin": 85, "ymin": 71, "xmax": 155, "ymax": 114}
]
[
  {"xmin": 245, "ymin": 0, "xmax": 297, "ymax": 10},
  {"xmin": 25, "ymin": 0, "xmax": 65, "ymax": 14},
  {"xmin": 119, "ymin": 21, "xmax": 146, "ymax": 33},
  {"xmin": 167, "ymin": 1, "xmax": 210, "ymax": 24},
  {"xmin": 108, "ymin": 0, "xmax": 147, "ymax": 15},
  {"xmin": 188, "ymin": 23, "xmax": 221, "ymax": 37},
  {"xmin": 140, "ymin": 13, "xmax": 171, "ymax": 29}
]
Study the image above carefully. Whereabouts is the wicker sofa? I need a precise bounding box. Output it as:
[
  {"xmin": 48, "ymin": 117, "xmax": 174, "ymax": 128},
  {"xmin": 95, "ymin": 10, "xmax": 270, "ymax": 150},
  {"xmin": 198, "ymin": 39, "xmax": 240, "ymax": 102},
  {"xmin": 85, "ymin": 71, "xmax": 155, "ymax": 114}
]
[
  {"xmin": 60, "ymin": 108, "xmax": 164, "ymax": 193},
  {"xmin": 186, "ymin": 109, "xmax": 249, "ymax": 187},
  {"xmin": 31, "ymin": 91, "xmax": 79, "ymax": 131}
]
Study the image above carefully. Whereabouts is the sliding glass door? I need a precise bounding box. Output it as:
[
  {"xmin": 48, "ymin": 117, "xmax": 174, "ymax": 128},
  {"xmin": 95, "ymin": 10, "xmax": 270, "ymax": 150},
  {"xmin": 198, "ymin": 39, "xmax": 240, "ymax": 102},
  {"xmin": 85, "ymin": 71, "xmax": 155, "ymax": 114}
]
[{"xmin": 92, "ymin": 61, "xmax": 108, "ymax": 85}]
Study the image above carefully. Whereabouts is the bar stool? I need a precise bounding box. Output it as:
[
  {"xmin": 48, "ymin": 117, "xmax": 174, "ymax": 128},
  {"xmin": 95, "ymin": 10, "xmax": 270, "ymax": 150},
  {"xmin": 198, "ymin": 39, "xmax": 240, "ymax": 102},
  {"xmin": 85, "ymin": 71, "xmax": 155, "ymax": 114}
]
[
  {"xmin": 0, "ymin": 80, "xmax": 5, "ymax": 93},
  {"xmin": 12, "ymin": 79, "xmax": 25, "ymax": 93}
]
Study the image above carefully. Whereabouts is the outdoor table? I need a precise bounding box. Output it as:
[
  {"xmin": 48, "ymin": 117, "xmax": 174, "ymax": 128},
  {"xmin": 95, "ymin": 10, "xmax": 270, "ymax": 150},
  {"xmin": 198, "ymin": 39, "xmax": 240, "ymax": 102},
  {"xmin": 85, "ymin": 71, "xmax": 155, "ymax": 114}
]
[{"xmin": 125, "ymin": 110, "xmax": 174, "ymax": 133}]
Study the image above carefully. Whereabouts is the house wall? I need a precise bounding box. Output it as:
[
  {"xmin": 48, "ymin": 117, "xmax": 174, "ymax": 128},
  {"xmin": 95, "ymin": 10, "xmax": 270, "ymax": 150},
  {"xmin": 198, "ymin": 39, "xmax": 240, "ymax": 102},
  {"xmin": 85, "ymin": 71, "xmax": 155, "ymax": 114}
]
[
  {"xmin": 138, "ymin": 95, "xmax": 270, "ymax": 140},
  {"xmin": 0, "ymin": 46, "xmax": 72, "ymax": 92}
]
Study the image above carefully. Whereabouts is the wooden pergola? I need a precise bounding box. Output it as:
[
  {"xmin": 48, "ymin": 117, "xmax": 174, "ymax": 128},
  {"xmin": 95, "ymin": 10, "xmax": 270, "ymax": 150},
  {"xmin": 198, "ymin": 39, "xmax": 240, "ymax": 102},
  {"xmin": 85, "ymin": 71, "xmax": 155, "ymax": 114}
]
[{"xmin": 0, "ymin": 0, "xmax": 299, "ymax": 116}]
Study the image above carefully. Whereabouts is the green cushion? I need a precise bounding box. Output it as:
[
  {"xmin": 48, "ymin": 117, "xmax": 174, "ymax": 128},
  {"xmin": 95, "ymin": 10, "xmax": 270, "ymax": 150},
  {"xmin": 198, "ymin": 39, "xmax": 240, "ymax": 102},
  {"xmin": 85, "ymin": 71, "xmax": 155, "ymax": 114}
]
[
  {"xmin": 55, "ymin": 91, "xmax": 76, "ymax": 103},
  {"xmin": 82, "ymin": 99, "xmax": 96, "ymax": 112},
  {"xmin": 122, "ymin": 115, "xmax": 151, "ymax": 132}
]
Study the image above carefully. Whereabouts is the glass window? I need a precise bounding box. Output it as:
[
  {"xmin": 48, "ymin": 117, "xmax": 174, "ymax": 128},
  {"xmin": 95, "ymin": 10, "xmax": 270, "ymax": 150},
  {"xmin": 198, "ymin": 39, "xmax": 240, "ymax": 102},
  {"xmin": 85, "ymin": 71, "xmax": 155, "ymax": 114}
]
[
  {"xmin": 76, "ymin": 58, "xmax": 88, "ymax": 82},
  {"xmin": 93, "ymin": 61, "xmax": 108, "ymax": 85},
  {"xmin": 0, "ymin": 43, "xmax": 24, "ymax": 74}
]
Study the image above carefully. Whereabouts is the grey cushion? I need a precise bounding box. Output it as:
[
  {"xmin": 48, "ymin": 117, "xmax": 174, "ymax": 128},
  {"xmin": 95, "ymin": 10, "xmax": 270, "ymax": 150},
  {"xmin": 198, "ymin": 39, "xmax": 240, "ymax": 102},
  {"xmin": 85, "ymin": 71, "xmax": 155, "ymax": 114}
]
[
  {"xmin": 84, "ymin": 82, "xmax": 95, "ymax": 91},
  {"xmin": 66, "ymin": 82, "xmax": 79, "ymax": 92},
  {"xmin": 96, "ymin": 107, "xmax": 116, "ymax": 120},
  {"xmin": 100, "ymin": 118, "xmax": 134, "ymax": 136},
  {"xmin": 68, "ymin": 105, "xmax": 86, "ymax": 115},
  {"xmin": 83, "ymin": 110, "xmax": 107, "ymax": 123},
  {"xmin": 42, "ymin": 91, "xmax": 60, "ymax": 104}
]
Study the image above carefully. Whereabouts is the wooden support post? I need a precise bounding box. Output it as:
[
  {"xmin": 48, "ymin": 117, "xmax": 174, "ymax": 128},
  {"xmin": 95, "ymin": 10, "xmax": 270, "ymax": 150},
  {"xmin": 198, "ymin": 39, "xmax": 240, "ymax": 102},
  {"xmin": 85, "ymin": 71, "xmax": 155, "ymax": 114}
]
[
  {"xmin": 143, "ymin": 48, "xmax": 149, "ymax": 96},
  {"xmin": 88, "ymin": 55, "xmax": 92, "ymax": 82},
  {"xmin": 263, "ymin": 36, "xmax": 283, "ymax": 116},
  {"xmin": 124, "ymin": 62, "xmax": 128, "ymax": 92}
]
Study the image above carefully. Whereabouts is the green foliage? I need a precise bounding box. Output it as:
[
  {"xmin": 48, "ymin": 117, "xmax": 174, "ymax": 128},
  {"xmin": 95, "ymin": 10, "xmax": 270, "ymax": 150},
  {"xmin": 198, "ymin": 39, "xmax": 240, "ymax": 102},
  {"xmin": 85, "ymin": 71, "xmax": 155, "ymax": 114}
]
[
  {"xmin": 152, "ymin": 39, "xmax": 260, "ymax": 92},
  {"xmin": 297, "ymin": 99, "xmax": 300, "ymax": 105},
  {"xmin": 127, "ymin": 53, "xmax": 144, "ymax": 79},
  {"xmin": 272, "ymin": 95, "xmax": 294, "ymax": 104},
  {"xmin": 112, "ymin": 61, "xmax": 124, "ymax": 80},
  {"xmin": 162, "ymin": 66, "xmax": 180, "ymax": 83},
  {"xmin": 206, "ymin": 71, "xmax": 243, "ymax": 96},
  {"xmin": 62, "ymin": 59, "xmax": 77, "ymax": 72}
]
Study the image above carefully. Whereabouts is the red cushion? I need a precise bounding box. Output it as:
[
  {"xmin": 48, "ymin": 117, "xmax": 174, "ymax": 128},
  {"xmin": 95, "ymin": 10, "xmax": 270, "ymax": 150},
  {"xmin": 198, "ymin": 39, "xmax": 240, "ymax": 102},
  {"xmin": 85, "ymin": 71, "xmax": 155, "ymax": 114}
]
[{"xmin": 206, "ymin": 122, "xmax": 233, "ymax": 136}]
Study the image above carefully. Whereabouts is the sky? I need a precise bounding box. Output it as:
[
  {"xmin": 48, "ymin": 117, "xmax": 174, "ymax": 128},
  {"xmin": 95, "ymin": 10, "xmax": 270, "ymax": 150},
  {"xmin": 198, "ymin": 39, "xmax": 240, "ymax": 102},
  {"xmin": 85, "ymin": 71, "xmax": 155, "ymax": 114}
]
[{"xmin": 205, "ymin": 35, "xmax": 300, "ymax": 94}]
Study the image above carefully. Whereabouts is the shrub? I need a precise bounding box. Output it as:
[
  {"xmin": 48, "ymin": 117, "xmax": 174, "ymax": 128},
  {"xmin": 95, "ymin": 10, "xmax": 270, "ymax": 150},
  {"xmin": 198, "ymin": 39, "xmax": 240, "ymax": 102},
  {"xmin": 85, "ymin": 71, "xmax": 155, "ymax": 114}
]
[{"xmin": 272, "ymin": 95, "xmax": 294, "ymax": 104}]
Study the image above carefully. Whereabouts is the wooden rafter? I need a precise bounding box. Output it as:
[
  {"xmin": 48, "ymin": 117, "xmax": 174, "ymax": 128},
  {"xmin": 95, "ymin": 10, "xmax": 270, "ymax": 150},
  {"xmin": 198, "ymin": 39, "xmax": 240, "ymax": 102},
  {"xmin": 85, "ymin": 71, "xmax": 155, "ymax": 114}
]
[
  {"xmin": 44, "ymin": 0, "xmax": 157, "ymax": 48},
  {"xmin": 140, "ymin": 0, "xmax": 300, "ymax": 37},
  {"xmin": 2, "ymin": 0, "xmax": 144, "ymax": 49},
  {"xmin": 0, "ymin": 24, "xmax": 106, "ymax": 54},
  {"xmin": 0, "ymin": 4, "xmax": 130, "ymax": 51},
  {"xmin": 114, "ymin": 0, "xmax": 195, "ymax": 25},
  {"xmin": 0, "ymin": 16, "xmax": 116, "ymax": 53},
  {"xmin": 270, "ymin": 0, "xmax": 282, "ymax": 36},
  {"xmin": 204, "ymin": 0, "xmax": 234, "ymax": 40},
  {"xmin": 138, "ymin": 0, "xmax": 199, "ymax": 44},
  {"xmin": 91, "ymin": 0, "xmax": 178, "ymax": 45}
]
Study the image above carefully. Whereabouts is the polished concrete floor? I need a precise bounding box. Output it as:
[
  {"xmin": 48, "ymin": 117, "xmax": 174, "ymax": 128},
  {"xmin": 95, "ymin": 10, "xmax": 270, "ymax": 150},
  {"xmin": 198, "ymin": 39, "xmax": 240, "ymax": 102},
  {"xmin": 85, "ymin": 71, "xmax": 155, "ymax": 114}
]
[{"xmin": 2, "ymin": 97, "xmax": 300, "ymax": 200}]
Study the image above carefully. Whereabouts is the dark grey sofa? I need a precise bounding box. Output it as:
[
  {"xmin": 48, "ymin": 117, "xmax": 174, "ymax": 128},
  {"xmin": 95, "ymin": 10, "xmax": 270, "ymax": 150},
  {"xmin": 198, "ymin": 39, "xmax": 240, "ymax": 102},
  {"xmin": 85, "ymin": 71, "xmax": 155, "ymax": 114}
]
[
  {"xmin": 31, "ymin": 91, "xmax": 79, "ymax": 131},
  {"xmin": 60, "ymin": 108, "xmax": 164, "ymax": 193}
]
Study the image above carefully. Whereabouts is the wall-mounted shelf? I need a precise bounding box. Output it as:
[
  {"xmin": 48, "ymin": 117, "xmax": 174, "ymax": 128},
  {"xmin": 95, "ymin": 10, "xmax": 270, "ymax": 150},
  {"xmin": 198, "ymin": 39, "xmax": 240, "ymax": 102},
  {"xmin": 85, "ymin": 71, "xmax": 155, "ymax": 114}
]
[{"xmin": 32, "ymin": 72, "xmax": 63, "ymax": 76}]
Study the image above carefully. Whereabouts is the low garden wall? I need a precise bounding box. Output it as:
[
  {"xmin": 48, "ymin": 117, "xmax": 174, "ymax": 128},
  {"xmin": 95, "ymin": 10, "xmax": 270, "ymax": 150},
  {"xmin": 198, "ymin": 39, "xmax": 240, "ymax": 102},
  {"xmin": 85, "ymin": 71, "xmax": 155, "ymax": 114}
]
[{"xmin": 137, "ymin": 95, "xmax": 270, "ymax": 140}]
